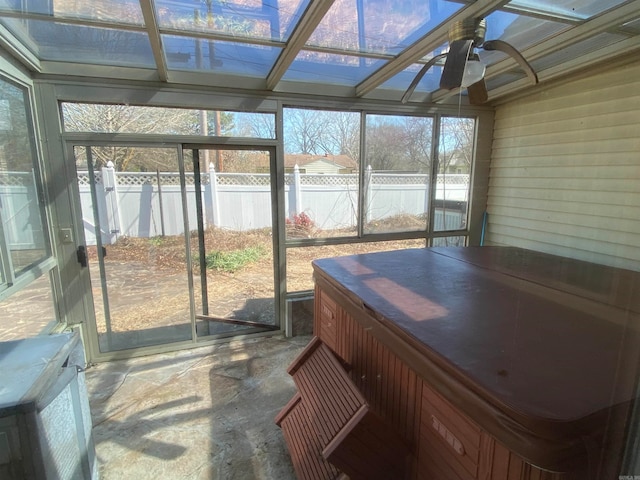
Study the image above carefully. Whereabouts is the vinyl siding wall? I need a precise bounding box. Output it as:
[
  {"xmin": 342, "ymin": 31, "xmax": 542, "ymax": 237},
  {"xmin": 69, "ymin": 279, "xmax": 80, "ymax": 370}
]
[{"xmin": 485, "ymin": 60, "xmax": 640, "ymax": 271}]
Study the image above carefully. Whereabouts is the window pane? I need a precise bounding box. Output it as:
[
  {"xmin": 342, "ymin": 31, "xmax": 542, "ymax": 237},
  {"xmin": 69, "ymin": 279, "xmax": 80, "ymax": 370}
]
[
  {"xmin": 0, "ymin": 0, "xmax": 145, "ymax": 24},
  {"xmin": 431, "ymin": 236, "xmax": 467, "ymax": 247},
  {"xmin": 364, "ymin": 114, "xmax": 433, "ymax": 234},
  {"xmin": 283, "ymin": 108, "xmax": 360, "ymax": 239},
  {"xmin": 288, "ymin": 295, "xmax": 314, "ymax": 336},
  {"xmin": 62, "ymin": 103, "xmax": 275, "ymax": 138},
  {"xmin": 286, "ymin": 239, "xmax": 426, "ymax": 292},
  {"xmin": 283, "ymin": 52, "xmax": 384, "ymax": 86},
  {"xmin": 155, "ymin": 0, "xmax": 309, "ymax": 42},
  {"xmin": 163, "ymin": 35, "xmax": 281, "ymax": 77},
  {"xmin": 76, "ymin": 146, "xmax": 194, "ymax": 351},
  {"xmin": 0, "ymin": 76, "xmax": 49, "ymax": 279},
  {"xmin": 307, "ymin": 0, "xmax": 462, "ymax": 56},
  {"xmin": 434, "ymin": 116, "xmax": 474, "ymax": 233},
  {"xmin": 0, "ymin": 274, "xmax": 57, "ymax": 341},
  {"xmin": 381, "ymin": 53, "xmax": 445, "ymax": 96},
  {"xmin": 478, "ymin": 11, "xmax": 570, "ymax": 67},
  {"xmin": 7, "ymin": 21, "xmax": 155, "ymax": 67}
]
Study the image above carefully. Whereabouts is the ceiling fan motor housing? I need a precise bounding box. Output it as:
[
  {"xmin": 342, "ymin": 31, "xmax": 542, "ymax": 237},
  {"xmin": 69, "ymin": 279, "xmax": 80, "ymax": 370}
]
[{"xmin": 449, "ymin": 18, "xmax": 487, "ymax": 48}]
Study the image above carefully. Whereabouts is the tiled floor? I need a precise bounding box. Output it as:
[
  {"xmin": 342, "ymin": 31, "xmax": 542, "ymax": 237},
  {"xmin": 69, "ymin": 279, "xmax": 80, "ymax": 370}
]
[{"xmin": 85, "ymin": 335, "xmax": 310, "ymax": 479}]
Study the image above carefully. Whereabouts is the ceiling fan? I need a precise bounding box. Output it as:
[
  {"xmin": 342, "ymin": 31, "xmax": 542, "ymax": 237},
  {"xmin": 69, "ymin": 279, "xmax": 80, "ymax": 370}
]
[{"xmin": 401, "ymin": 18, "xmax": 539, "ymax": 105}]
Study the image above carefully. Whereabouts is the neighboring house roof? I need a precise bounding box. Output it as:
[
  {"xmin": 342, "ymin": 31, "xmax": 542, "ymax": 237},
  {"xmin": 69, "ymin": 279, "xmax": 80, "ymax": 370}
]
[
  {"xmin": 246, "ymin": 153, "xmax": 358, "ymax": 172},
  {"xmin": 285, "ymin": 154, "xmax": 357, "ymax": 171},
  {"xmin": 443, "ymin": 150, "xmax": 470, "ymax": 167}
]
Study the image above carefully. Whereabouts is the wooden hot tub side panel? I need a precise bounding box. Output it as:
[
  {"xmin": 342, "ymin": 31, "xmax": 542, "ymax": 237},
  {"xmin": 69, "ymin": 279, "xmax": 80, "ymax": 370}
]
[{"xmin": 313, "ymin": 278, "xmax": 579, "ymax": 480}]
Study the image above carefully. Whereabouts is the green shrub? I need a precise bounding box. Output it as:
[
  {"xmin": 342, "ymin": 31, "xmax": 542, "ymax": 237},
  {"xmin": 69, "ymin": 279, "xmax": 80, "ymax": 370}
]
[{"xmin": 205, "ymin": 246, "xmax": 264, "ymax": 272}]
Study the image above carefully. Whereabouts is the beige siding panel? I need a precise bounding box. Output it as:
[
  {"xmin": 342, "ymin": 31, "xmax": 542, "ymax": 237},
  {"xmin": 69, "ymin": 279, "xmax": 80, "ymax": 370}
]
[
  {"xmin": 486, "ymin": 60, "xmax": 640, "ymax": 269},
  {"xmin": 492, "ymin": 110, "xmax": 640, "ymax": 140},
  {"xmin": 488, "ymin": 205, "xmax": 640, "ymax": 241},
  {"xmin": 489, "ymin": 152, "xmax": 640, "ymax": 168},
  {"xmin": 493, "ymin": 126, "xmax": 640, "ymax": 150},
  {"xmin": 489, "ymin": 175, "xmax": 640, "ymax": 193},
  {"xmin": 485, "ymin": 224, "xmax": 640, "ymax": 272},
  {"xmin": 492, "ymin": 141, "xmax": 640, "ymax": 159},
  {"xmin": 489, "ymin": 197, "xmax": 640, "ymax": 225},
  {"xmin": 487, "ymin": 186, "xmax": 640, "ymax": 208},
  {"xmin": 491, "ymin": 164, "xmax": 640, "ymax": 179}
]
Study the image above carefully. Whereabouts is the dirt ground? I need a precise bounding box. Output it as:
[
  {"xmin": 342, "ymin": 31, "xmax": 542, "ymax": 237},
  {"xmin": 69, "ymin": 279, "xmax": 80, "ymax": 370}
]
[
  {"xmin": 89, "ymin": 225, "xmax": 426, "ymax": 335},
  {"xmin": 0, "ymin": 223, "xmax": 427, "ymax": 343}
]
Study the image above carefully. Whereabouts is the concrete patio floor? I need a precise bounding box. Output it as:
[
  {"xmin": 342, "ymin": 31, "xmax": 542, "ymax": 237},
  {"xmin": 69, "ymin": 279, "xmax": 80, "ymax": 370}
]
[{"xmin": 85, "ymin": 335, "xmax": 310, "ymax": 479}]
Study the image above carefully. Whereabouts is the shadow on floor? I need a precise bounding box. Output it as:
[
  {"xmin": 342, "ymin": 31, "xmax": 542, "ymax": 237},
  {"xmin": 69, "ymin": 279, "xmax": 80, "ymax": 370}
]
[{"xmin": 85, "ymin": 335, "xmax": 310, "ymax": 479}]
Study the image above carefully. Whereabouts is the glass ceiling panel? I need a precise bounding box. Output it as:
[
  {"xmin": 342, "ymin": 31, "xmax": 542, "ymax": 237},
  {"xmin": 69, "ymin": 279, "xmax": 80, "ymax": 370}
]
[
  {"xmin": 506, "ymin": 0, "xmax": 631, "ymax": 21},
  {"xmin": 380, "ymin": 62, "xmax": 444, "ymax": 95},
  {"xmin": 307, "ymin": 0, "xmax": 462, "ymax": 56},
  {"xmin": 0, "ymin": 0, "xmax": 144, "ymax": 25},
  {"xmin": 484, "ymin": 71, "xmax": 526, "ymax": 91},
  {"xmin": 529, "ymin": 32, "xmax": 627, "ymax": 72},
  {"xmin": 155, "ymin": 0, "xmax": 308, "ymax": 42},
  {"xmin": 478, "ymin": 10, "xmax": 570, "ymax": 67},
  {"xmin": 283, "ymin": 51, "xmax": 385, "ymax": 86},
  {"xmin": 163, "ymin": 35, "xmax": 281, "ymax": 77},
  {"xmin": 1, "ymin": 19, "xmax": 155, "ymax": 66}
]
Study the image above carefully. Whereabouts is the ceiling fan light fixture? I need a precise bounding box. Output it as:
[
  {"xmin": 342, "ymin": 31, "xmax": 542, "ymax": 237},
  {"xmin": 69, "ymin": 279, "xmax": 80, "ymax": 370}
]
[{"xmin": 461, "ymin": 57, "xmax": 485, "ymax": 88}]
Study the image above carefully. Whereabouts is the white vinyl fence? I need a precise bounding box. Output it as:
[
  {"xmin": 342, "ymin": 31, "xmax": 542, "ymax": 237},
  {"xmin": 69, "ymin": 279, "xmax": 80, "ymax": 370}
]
[
  {"xmin": 0, "ymin": 171, "xmax": 46, "ymax": 250},
  {"xmin": 1, "ymin": 165, "xmax": 469, "ymax": 248}
]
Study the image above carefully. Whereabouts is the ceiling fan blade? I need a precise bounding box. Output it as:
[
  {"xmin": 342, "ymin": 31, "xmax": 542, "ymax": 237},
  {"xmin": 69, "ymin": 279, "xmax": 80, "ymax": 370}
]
[
  {"xmin": 401, "ymin": 53, "xmax": 447, "ymax": 104},
  {"xmin": 467, "ymin": 78, "xmax": 488, "ymax": 105},
  {"xmin": 440, "ymin": 39, "xmax": 473, "ymax": 90},
  {"xmin": 482, "ymin": 39, "xmax": 539, "ymax": 84}
]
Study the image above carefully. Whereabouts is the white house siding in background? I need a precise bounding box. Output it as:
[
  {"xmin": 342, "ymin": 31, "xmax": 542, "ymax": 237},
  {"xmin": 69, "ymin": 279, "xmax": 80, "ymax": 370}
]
[
  {"xmin": 302, "ymin": 158, "xmax": 348, "ymax": 174},
  {"xmin": 486, "ymin": 60, "xmax": 640, "ymax": 271}
]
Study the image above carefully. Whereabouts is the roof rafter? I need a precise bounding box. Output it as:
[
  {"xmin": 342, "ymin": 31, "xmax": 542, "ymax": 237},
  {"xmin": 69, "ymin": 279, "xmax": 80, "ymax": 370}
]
[
  {"xmin": 139, "ymin": 0, "xmax": 169, "ymax": 82},
  {"xmin": 354, "ymin": 0, "xmax": 510, "ymax": 97},
  {"xmin": 266, "ymin": 0, "xmax": 336, "ymax": 90}
]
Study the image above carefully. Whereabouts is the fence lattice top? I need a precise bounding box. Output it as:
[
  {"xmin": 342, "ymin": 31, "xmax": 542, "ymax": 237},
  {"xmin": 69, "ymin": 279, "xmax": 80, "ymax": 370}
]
[
  {"xmin": 216, "ymin": 174, "xmax": 269, "ymax": 186},
  {"xmin": 75, "ymin": 171, "xmax": 469, "ymax": 187},
  {"xmin": 77, "ymin": 171, "xmax": 199, "ymax": 186},
  {"xmin": 0, "ymin": 172, "xmax": 33, "ymax": 186}
]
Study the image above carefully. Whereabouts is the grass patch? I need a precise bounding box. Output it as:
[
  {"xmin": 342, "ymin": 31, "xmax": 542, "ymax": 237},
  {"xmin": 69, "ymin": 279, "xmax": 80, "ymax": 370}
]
[{"xmin": 205, "ymin": 246, "xmax": 265, "ymax": 273}]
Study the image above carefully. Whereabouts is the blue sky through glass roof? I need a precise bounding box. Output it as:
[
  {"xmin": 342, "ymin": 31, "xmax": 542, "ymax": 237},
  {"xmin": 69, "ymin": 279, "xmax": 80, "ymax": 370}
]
[
  {"xmin": 155, "ymin": 0, "xmax": 309, "ymax": 42},
  {"xmin": 308, "ymin": 0, "xmax": 462, "ymax": 56},
  {"xmin": 17, "ymin": 20, "xmax": 154, "ymax": 66},
  {"xmin": 283, "ymin": 51, "xmax": 385, "ymax": 86},
  {"xmin": 163, "ymin": 35, "xmax": 281, "ymax": 76},
  {"xmin": 0, "ymin": 0, "xmax": 145, "ymax": 24}
]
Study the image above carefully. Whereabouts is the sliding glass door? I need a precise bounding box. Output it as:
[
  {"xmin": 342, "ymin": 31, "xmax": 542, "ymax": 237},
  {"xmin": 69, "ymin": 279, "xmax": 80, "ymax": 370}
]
[
  {"xmin": 185, "ymin": 147, "xmax": 278, "ymax": 340},
  {"xmin": 73, "ymin": 143, "xmax": 279, "ymax": 354}
]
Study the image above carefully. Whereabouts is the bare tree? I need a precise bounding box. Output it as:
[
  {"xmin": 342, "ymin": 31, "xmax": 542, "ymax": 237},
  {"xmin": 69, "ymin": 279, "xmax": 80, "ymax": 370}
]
[
  {"xmin": 63, "ymin": 104, "xmax": 200, "ymax": 171},
  {"xmin": 439, "ymin": 117, "xmax": 475, "ymax": 174},
  {"xmin": 404, "ymin": 116, "xmax": 433, "ymax": 173},
  {"xmin": 235, "ymin": 113, "xmax": 276, "ymax": 139},
  {"xmin": 320, "ymin": 111, "xmax": 360, "ymax": 160},
  {"xmin": 283, "ymin": 108, "xmax": 328, "ymax": 155},
  {"xmin": 365, "ymin": 115, "xmax": 433, "ymax": 172},
  {"xmin": 280, "ymin": 108, "xmax": 361, "ymax": 166}
]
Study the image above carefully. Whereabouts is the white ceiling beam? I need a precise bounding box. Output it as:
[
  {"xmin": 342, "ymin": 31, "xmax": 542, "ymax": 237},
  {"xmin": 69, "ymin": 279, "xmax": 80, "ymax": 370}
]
[
  {"xmin": 139, "ymin": 0, "xmax": 169, "ymax": 82},
  {"xmin": 0, "ymin": 24, "xmax": 41, "ymax": 72},
  {"xmin": 430, "ymin": 0, "xmax": 640, "ymax": 103},
  {"xmin": 354, "ymin": 0, "xmax": 510, "ymax": 97},
  {"xmin": 266, "ymin": 0, "xmax": 336, "ymax": 90}
]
